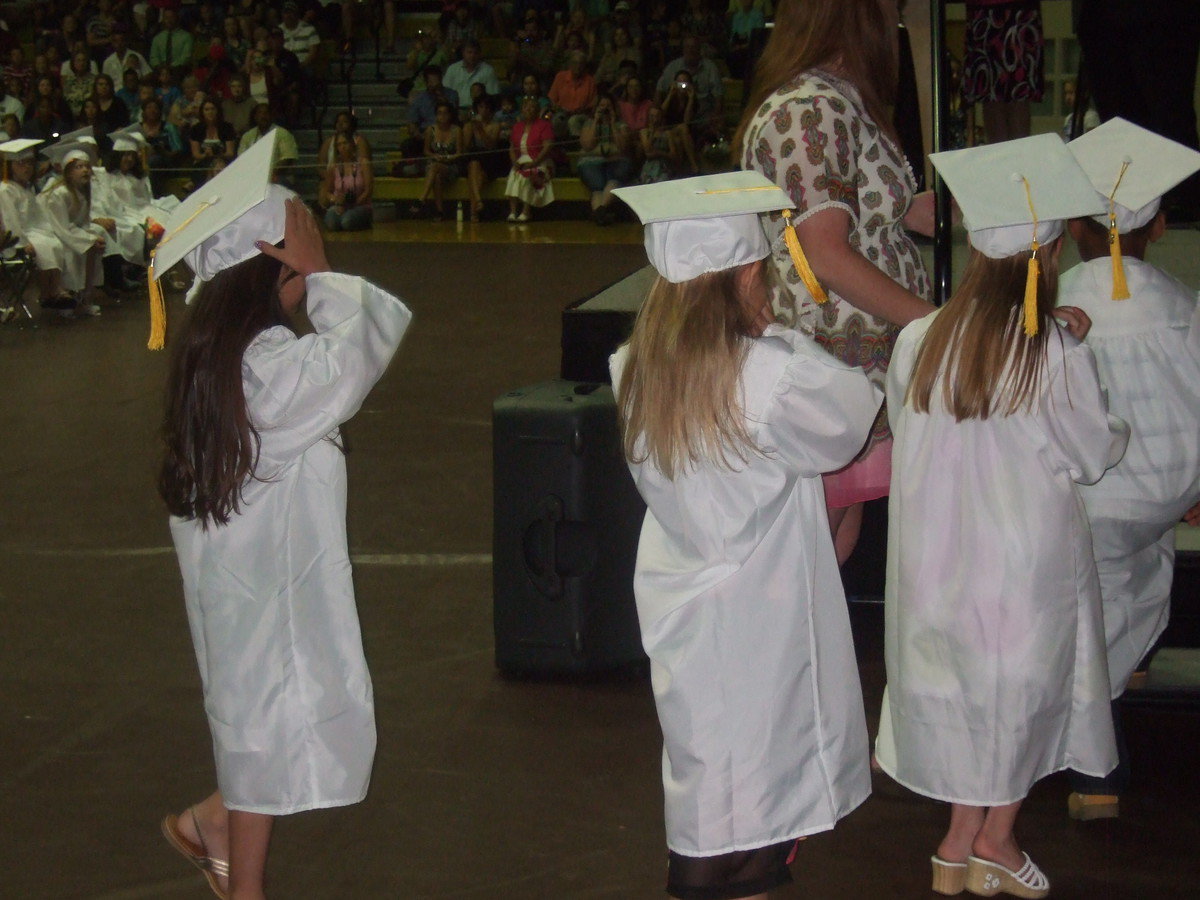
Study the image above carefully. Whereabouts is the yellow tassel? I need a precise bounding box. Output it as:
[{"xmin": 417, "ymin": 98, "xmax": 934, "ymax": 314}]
[
  {"xmin": 147, "ymin": 254, "xmax": 166, "ymax": 351},
  {"xmin": 1023, "ymin": 243, "xmax": 1040, "ymax": 337},
  {"xmin": 1108, "ymin": 214, "xmax": 1130, "ymax": 301},
  {"xmin": 781, "ymin": 209, "xmax": 828, "ymax": 305}
]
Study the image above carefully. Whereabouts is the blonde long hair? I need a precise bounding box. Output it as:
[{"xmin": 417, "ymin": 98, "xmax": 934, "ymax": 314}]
[
  {"xmin": 907, "ymin": 245, "xmax": 1061, "ymax": 421},
  {"xmin": 617, "ymin": 268, "xmax": 762, "ymax": 480},
  {"xmin": 732, "ymin": 0, "xmax": 899, "ymax": 159}
]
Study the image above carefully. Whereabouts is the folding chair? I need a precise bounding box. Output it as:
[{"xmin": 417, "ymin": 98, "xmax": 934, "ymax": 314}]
[{"xmin": 0, "ymin": 244, "xmax": 36, "ymax": 326}]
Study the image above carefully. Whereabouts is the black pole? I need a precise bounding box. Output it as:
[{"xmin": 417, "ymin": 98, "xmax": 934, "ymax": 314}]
[{"xmin": 930, "ymin": 0, "xmax": 952, "ymax": 306}]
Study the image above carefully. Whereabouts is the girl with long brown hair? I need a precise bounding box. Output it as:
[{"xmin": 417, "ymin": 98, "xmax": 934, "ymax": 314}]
[
  {"xmin": 875, "ymin": 136, "xmax": 1128, "ymax": 899},
  {"xmin": 155, "ymin": 137, "xmax": 412, "ymax": 899},
  {"xmin": 734, "ymin": 0, "xmax": 936, "ymax": 563},
  {"xmin": 611, "ymin": 174, "xmax": 881, "ymax": 900}
]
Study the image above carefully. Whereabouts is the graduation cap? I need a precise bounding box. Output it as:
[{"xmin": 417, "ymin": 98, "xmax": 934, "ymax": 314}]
[
  {"xmin": 55, "ymin": 125, "xmax": 97, "ymax": 146},
  {"xmin": 612, "ymin": 171, "xmax": 829, "ymax": 303},
  {"xmin": 108, "ymin": 124, "xmax": 147, "ymax": 154},
  {"xmin": 930, "ymin": 133, "xmax": 1105, "ymax": 335},
  {"xmin": 147, "ymin": 130, "xmax": 285, "ymax": 349},
  {"xmin": 43, "ymin": 139, "xmax": 99, "ymax": 168},
  {"xmin": 1068, "ymin": 117, "xmax": 1200, "ymax": 299}
]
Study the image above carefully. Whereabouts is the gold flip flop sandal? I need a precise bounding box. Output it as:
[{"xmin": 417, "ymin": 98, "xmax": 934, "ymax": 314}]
[{"xmin": 161, "ymin": 810, "xmax": 230, "ymax": 900}]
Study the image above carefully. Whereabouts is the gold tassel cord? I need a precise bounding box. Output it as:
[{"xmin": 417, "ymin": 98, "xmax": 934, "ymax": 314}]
[
  {"xmin": 1019, "ymin": 176, "xmax": 1040, "ymax": 337},
  {"xmin": 781, "ymin": 209, "xmax": 829, "ymax": 305},
  {"xmin": 1107, "ymin": 159, "xmax": 1132, "ymax": 300},
  {"xmin": 145, "ymin": 199, "xmax": 217, "ymax": 351}
]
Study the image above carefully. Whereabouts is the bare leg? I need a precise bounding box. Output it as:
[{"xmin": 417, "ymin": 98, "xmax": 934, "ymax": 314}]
[
  {"xmin": 508, "ymin": 198, "xmax": 519, "ymax": 217},
  {"xmin": 432, "ymin": 167, "xmax": 445, "ymax": 215},
  {"xmin": 971, "ymin": 800, "xmax": 1026, "ymax": 871},
  {"xmin": 521, "ymin": 201, "xmax": 531, "ymax": 219},
  {"xmin": 175, "ymin": 791, "xmax": 231, "ymax": 893},
  {"xmin": 826, "ymin": 501, "xmax": 864, "ymax": 565},
  {"xmin": 419, "ymin": 164, "xmax": 436, "ymax": 203},
  {"xmin": 466, "ymin": 161, "xmax": 483, "ymax": 214},
  {"xmin": 227, "ymin": 810, "xmax": 273, "ymax": 900},
  {"xmin": 938, "ymin": 803, "xmax": 986, "ymax": 863}
]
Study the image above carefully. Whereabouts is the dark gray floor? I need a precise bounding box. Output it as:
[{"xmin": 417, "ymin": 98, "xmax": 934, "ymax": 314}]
[{"xmin": 1, "ymin": 241, "xmax": 1197, "ymax": 898}]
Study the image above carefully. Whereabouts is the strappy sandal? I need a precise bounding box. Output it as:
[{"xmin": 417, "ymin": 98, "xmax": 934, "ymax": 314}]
[
  {"xmin": 161, "ymin": 809, "xmax": 230, "ymax": 900},
  {"xmin": 932, "ymin": 855, "xmax": 968, "ymax": 895},
  {"xmin": 965, "ymin": 852, "xmax": 1049, "ymax": 898}
]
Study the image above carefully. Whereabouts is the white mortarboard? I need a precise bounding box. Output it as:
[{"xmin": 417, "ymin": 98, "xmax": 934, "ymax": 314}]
[
  {"xmin": 43, "ymin": 140, "xmax": 99, "ymax": 168},
  {"xmin": 1068, "ymin": 117, "xmax": 1200, "ymax": 233},
  {"xmin": 147, "ymin": 131, "xmax": 285, "ymax": 349},
  {"xmin": 0, "ymin": 138, "xmax": 42, "ymax": 161},
  {"xmin": 613, "ymin": 171, "xmax": 800, "ymax": 283},
  {"xmin": 55, "ymin": 125, "xmax": 97, "ymax": 146},
  {"xmin": 930, "ymin": 133, "xmax": 1106, "ymax": 260},
  {"xmin": 108, "ymin": 125, "xmax": 146, "ymax": 154}
]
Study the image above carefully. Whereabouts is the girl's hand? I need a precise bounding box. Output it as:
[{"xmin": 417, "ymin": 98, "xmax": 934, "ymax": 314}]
[
  {"xmin": 1184, "ymin": 500, "xmax": 1200, "ymax": 527},
  {"xmin": 1053, "ymin": 305, "xmax": 1092, "ymax": 341},
  {"xmin": 255, "ymin": 197, "xmax": 329, "ymax": 278}
]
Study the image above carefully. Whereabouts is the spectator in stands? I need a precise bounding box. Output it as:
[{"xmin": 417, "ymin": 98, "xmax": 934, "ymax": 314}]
[
  {"xmin": 463, "ymin": 94, "xmax": 506, "ymax": 221},
  {"xmin": 22, "ymin": 96, "xmax": 71, "ymax": 142},
  {"xmin": 605, "ymin": 1, "xmax": 644, "ymax": 51},
  {"xmin": 617, "ymin": 74, "xmax": 652, "ymax": 131},
  {"xmin": 6, "ymin": 48, "xmax": 32, "ymax": 101},
  {"xmin": 509, "ymin": 11, "xmax": 557, "ymax": 87},
  {"xmin": 0, "ymin": 81, "xmax": 24, "ymax": 122},
  {"xmin": 265, "ymin": 27, "xmax": 304, "ymax": 126},
  {"xmin": 25, "ymin": 76, "xmax": 70, "ymax": 125},
  {"xmin": 443, "ymin": 3, "xmax": 482, "ymax": 59},
  {"xmin": 682, "ymin": 0, "xmax": 727, "ymax": 59},
  {"xmin": 150, "ymin": 9, "xmax": 196, "ymax": 78},
  {"xmin": 727, "ymin": 0, "xmax": 766, "ymax": 79},
  {"xmin": 62, "ymin": 49, "xmax": 97, "ymax": 117},
  {"xmin": 555, "ymin": 8, "xmax": 597, "ymax": 63},
  {"xmin": 116, "ymin": 70, "xmax": 142, "ymax": 119},
  {"xmin": 318, "ymin": 110, "xmax": 372, "ymax": 175},
  {"xmin": 520, "ymin": 73, "xmax": 551, "ymax": 112},
  {"xmin": 222, "ymin": 16, "xmax": 250, "ymax": 72},
  {"xmin": 280, "ymin": 3, "xmax": 321, "ymax": 70},
  {"xmin": 416, "ymin": 100, "xmax": 464, "ymax": 220},
  {"xmin": 1, "ymin": 112, "xmax": 20, "ymax": 141},
  {"xmin": 192, "ymin": 3, "xmax": 223, "ymax": 45},
  {"xmin": 102, "ymin": 26, "xmax": 150, "ymax": 85},
  {"xmin": 505, "ymin": 94, "xmax": 555, "ymax": 222},
  {"xmin": 595, "ymin": 25, "xmax": 641, "ymax": 90},
  {"xmin": 188, "ymin": 98, "xmax": 237, "ymax": 168},
  {"xmin": 155, "ymin": 65, "xmax": 183, "ymax": 115},
  {"xmin": 443, "ymin": 40, "xmax": 500, "ymax": 115},
  {"xmin": 656, "ymin": 35, "xmax": 723, "ymax": 142},
  {"xmin": 170, "ymin": 75, "xmax": 205, "ymax": 132},
  {"xmin": 244, "ymin": 42, "xmax": 273, "ymax": 108},
  {"xmin": 405, "ymin": 28, "xmax": 449, "ymax": 98},
  {"xmin": 193, "ymin": 41, "xmax": 236, "ymax": 102},
  {"xmin": 139, "ymin": 96, "xmax": 185, "ymax": 190},
  {"xmin": 239, "ymin": 103, "xmax": 300, "ymax": 186},
  {"xmin": 406, "ymin": 65, "xmax": 459, "ymax": 151},
  {"xmin": 85, "ymin": 0, "xmax": 119, "ymax": 64},
  {"xmin": 659, "ymin": 70, "xmax": 701, "ymax": 173},
  {"xmin": 92, "ymin": 74, "xmax": 131, "ymax": 134},
  {"xmin": 548, "ymin": 51, "xmax": 597, "ymax": 138},
  {"xmin": 233, "ymin": 0, "xmax": 266, "ymax": 42},
  {"xmin": 222, "ymin": 73, "xmax": 257, "ymax": 136},
  {"xmin": 576, "ymin": 92, "xmax": 634, "ymax": 224},
  {"xmin": 56, "ymin": 14, "xmax": 87, "ymax": 64}
]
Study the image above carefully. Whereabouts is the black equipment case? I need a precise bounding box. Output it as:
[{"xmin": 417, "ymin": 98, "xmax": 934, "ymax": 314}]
[{"xmin": 492, "ymin": 380, "xmax": 647, "ymax": 675}]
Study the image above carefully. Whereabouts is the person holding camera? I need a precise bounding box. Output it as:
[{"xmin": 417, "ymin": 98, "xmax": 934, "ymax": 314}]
[
  {"xmin": 321, "ymin": 130, "xmax": 374, "ymax": 231},
  {"xmin": 577, "ymin": 92, "xmax": 634, "ymax": 224},
  {"xmin": 660, "ymin": 70, "xmax": 700, "ymax": 174}
]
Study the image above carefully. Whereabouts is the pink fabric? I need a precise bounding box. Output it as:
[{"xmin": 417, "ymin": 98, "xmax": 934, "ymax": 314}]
[
  {"xmin": 822, "ymin": 438, "xmax": 892, "ymax": 508},
  {"xmin": 510, "ymin": 118, "xmax": 553, "ymax": 159},
  {"xmin": 332, "ymin": 162, "xmax": 371, "ymax": 208},
  {"xmin": 617, "ymin": 98, "xmax": 652, "ymax": 131}
]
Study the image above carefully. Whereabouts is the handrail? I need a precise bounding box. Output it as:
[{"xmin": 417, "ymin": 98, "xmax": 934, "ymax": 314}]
[{"xmin": 930, "ymin": 0, "xmax": 952, "ymax": 306}]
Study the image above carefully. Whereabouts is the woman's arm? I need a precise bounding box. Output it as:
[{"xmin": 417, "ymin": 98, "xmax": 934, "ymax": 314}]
[
  {"xmin": 423, "ymin": 124, "xmax": 434, "ymax": 157},
  {"xmin": 189, "ymin": 135, "xmax": 205, "ymax": 162},
  {"xmin": 792, "ymin": 207, "xmax": 935, "ymax": 326},
  {"xmin": 319, "ymin": 164, "xmax": 335, "ymax": 208},
  {"xmin": 578, "ymin": 117, "xmax": 598, "ymax": 153},
  {"xmin": 356, "ymin": 160, "xmax": 373, "ymax": 206}
]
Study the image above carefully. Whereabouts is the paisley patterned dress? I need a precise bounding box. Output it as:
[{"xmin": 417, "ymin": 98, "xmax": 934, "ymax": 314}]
[{"xmin": 742, "ymin": 68, "xmax": 931, "ymax": 506}]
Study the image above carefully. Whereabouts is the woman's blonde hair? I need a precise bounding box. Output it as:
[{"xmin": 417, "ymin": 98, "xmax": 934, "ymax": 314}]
[
  {"xmin": 907, "ymin": 244, "xmax": 1062, "ymax": 421},
  {"xmin": 617, "ymin": 267, "xmax": 762, "ymax": 480},
  {"xmin": 733, "ymin": 0, "xmax": 899, "ymax": 158}
]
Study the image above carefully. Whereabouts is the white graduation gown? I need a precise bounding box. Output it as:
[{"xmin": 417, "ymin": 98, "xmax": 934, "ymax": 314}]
[
  {"xmin": 36, "ymin": 183, "xmax": 105, "ymax": 291},
  {"xmin": 0, "ymin": 180, "xmax": 65, "ymax": 272},
  {"xmin": 876, "ymin": 311, "xmax": 1129, "ymax": 805},
  {"xmin": 1058, "ymin": 257, "xmax": 1200, "ymax": 695},
  {"xmin": 610, "ymin": 325, "xmax": 881, "ymax": 856},
  {"xmin": 90, "ymin": 167, "xmax": 149, "ymax": 266},
  {"xmin": 170, "ymin": 273, "xmax": 412, "ymax": 815}
]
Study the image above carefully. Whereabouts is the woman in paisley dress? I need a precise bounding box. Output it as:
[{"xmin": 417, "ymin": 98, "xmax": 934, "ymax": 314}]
[{"xmin": 734, "ymin": 0, "xmax": 936, "ymax": 563}]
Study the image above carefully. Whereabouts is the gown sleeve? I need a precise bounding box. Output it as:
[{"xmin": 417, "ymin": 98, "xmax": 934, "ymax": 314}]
[
  {"xmin": 1038, "ymin": 335, "xmax": 1130, "ymax": 485},
  {"xmin": 243, "ymin": 272, "xmax": 413, "ymax": 471},
  {"xmin": 39, "ymin": 187, "xmax": 104, "ymax": 255},
  {"xmin": 758, "ymin": 331, "xmax": 883, "ymax": 476}
]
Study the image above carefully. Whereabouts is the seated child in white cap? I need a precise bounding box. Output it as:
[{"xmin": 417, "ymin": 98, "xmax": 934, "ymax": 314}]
[
  {"xmin": 154, "ymin": 132, "xmax": 412, "ymax": 899},
  {"xmin": 875, "ymin": 133, "xmax": 1129, "ymax": 900},
  {"xmin": 610, "ymin": 172, "xmax": 882, "ymax": 900},
  {"xmin": 1057, "ymin": 117, "xmax": 1200, "ymax": 821},
  {"xmin": 0, "ymin": 138, "xmax": 71, "ymax": 312},
  {"xmin": 37, "ymin": 136, "xmax": 107, "ymax": 316}
]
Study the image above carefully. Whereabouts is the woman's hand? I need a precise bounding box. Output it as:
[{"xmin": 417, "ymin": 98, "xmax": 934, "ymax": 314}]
[
  {"xmin": 903, "ymin": 190, "xmax": 936, "ymax": 238},
  {"xmin": 1184, "ymin": 500, "xmax": 1200, "ymax": 527},
  {"xmin": 255, "ymin": 196, "xmax": 329, "ymax": 278},
  {"xmin": 1053, "ymin": 305, "xmax": 1092, "ymax": 341}
]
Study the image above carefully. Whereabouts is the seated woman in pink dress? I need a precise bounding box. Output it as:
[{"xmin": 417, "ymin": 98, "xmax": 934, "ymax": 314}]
[{"xmin": 504, "ymin": 95, "xmax": 555, "ymax": 223}]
